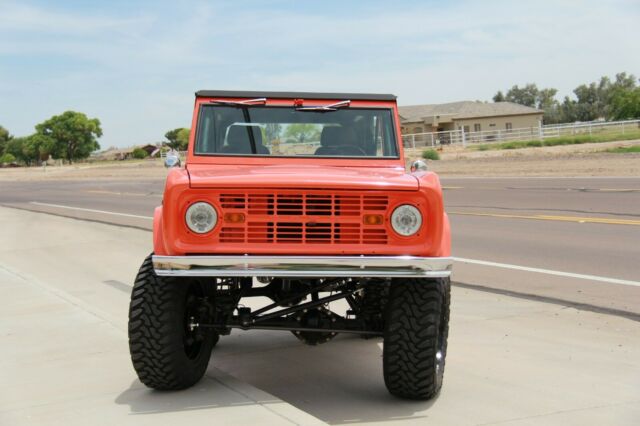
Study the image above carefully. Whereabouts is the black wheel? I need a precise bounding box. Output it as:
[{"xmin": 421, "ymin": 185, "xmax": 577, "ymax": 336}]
[
  {"xmin": 359, "ymin": 279, "xmax": 390, "ymax": 334},
  {"xmin": 128, "ymin": 254, "xmax": 217, "ymax": 390},
  {"xmin": 383, "ymin": 277, "xmax": 450, "ymax": 400}
]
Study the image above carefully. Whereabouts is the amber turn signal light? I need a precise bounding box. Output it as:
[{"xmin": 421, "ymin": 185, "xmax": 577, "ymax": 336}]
[
  {"xmin": 223, "ymin": 212, "xmax": 245, "ymax": 223},
  {"xmin": 363, "ymin": 214, "xmax": 384, "ymax": 225}
]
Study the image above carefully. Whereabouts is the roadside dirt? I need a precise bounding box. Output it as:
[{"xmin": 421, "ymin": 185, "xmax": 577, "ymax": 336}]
[
  {"xmin": 405, "ymin": 139, "xmax": 640, "ymax": 177},
  {"xmin": 1, "ymin": 139, "xmax": 638, "ymax": 181},
  {"xmin": 425, "ymin": 153, "xmax": 639, "ymax": 177},
  {"xmin": 0, "ymin": 160, "xmax": 167, "ymax": 181}
]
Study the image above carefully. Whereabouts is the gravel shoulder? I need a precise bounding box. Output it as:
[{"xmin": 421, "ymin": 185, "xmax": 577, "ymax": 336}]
[{"xmin": 406, "ymin": 139, "xmax": 640, "ymax": 177}]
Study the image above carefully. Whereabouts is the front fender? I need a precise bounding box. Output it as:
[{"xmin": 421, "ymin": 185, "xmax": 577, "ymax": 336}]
[
  {"xmin": 153, "ymin": 206, "xmax": 168, "ymax": 255},
  {"xmin": 437, "ymin": 212, "xmax": 451, "ymax": 257},
  {"xmin": 414, "ymin": 171, "xmax": 446, "ymax": 257}
]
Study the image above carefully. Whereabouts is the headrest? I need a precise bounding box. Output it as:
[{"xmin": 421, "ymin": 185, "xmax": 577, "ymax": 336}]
[
  {"xmin": 227, "ymin": 125, "xmax": 263, "ymax": 149},
  {"xmin": 320, "ymin": 126, "xmax": 344, "ymax": 147}
]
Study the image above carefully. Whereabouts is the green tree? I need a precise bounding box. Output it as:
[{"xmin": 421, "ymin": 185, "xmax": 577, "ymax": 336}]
[
  {"xmin": 493, "ymin": 72, "xmax": 638, "ymax": 124},
  {"xmin": 572, "ymin": 73, "xmax": 638, "ymax": 121},
  {"xmin": 164, "ymin": 128, "xmax": 190, "ymax": 150},
  {"xmin": 0, "ymin": 153, "xmax": 16, "ymax": 164},
  {"xmin": 4, "ymin": 134, "xmax": 54, "ymax": 165},
  {"xmin": 572, "ymin": 83, "xmax": 601, "ymax": 121},
  {"xmin": 5, "ymin": 137, "xmax": 29, "ymax": 163},
  {"xmin": 35, "ymin": 111, "xmax": 102, "ymax": 162},
  {"xmin": 504, "ymin": 84, "xmax": 539, "ymax": 107},
  {"xmin": 537, "ymin": 88, "xmax": 558, "ymax": 110},
  {"xmin": 284, "ymin": 124, "xmax": 320, "ymax": 143},
  {"xmin": 494, "ymin": 84, "xmax": 558, "ymax": 109},
  {"xmin": 495, "ymin": 84, "xmax": 561, "ymax": 123},
  {"xmin": 537, "ymin": 88, "xmax": 560, "ymax": 124},
  {"xmin": 557, "ymin": 96, "xmax": 578, "ymax": 123},
  {"xmin": 23, "ymin": 134, "xmax": 55, "ymax": 163},
  {"xmin": 610, "ymin": 87, "xmax": 640, "ymax": 120},
  {"xmin": 0, "ymin": 125, "xmax": 12, "ymax": 155}
]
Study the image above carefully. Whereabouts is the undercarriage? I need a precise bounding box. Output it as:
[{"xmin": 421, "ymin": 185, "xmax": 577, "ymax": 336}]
[{"xmin": 188, "ymin": 276, "xmax": 389, "ymax": 345}]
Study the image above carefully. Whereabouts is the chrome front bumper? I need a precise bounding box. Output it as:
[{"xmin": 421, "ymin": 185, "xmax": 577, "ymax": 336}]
[{"xmin": 152, "ymin": 255, "xmax": 453, "ymax": 278}]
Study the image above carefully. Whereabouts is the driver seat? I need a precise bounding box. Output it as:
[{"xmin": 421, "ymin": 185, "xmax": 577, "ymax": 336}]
[
  {"xmin": 315, "ymin": 126, "xmax": 359, "ymax": 156},
  {"xmin": 221, "ymin": 126, "xmax": 270, "ymax": 154}
]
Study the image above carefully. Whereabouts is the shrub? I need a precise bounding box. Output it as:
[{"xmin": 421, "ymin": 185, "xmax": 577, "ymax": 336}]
[
  {"xmin": 422, "ymin": 148, "xmax": 440, "ymax": 160},
  {"xmin": 0, "ymin": 153, "xmax": 16, "ymax": 164},
  {"xmin": 502, "ymin": 142, "xmax": 519, "ymax": 149},
  {"xmin": 132, "ymin": 147, "xmax": 149, "ymax": 159}
]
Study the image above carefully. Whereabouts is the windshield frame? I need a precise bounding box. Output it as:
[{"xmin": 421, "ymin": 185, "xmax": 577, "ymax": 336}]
[
  {"xmin": 186, "ymin": 97, "xmax": 405, "ymax": 168},
  {"xmin": 193, "ymin": 104, "xmax": 399, "ymax": 160}
]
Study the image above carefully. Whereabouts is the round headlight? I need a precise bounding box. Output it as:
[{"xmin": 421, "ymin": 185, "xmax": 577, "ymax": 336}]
[
  {"xmin": 391, "ymin": 204, "xmax": 422, "ymax": 236},
  {"xmin": 185, "ymin": 202, "xmax": 217, "ymax": 234}
]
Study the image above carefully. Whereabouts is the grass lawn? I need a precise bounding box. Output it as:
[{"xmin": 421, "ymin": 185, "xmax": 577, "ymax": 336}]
[
  {"xmin": 605, "ymin": 145, "xmax": 640, "ymax": 153},
  {"xmin": 473, "ymin": 131, "xmax": 640, "ymax": 151}
]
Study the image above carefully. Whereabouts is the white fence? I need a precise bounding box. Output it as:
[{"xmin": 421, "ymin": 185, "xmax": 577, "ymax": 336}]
[
  {"xmin": 159, "ymin": 150, "xmax": 188, "ymax": 158},
  {"xmin": 402, "ymin": 119, "xmax": 640, "ymax": 148}
]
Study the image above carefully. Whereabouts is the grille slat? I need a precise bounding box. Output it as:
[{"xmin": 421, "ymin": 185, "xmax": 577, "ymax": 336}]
[{"xmin": 217, "ymin": 191, "xmax": 388, "ymax": 245}]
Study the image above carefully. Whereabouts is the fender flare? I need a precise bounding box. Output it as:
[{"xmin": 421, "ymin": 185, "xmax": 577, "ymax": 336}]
[
  {"xmin": 438, "ymin": 212, "xmax": 451, "ymax": 257},
  {"xmin": 153, "ymin": 206, "xmax": 169, "ymax": 255}
]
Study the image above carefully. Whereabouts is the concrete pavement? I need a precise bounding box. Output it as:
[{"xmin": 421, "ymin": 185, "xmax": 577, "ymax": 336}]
[
  {"xmin": 0, "ymin": 207, "xmax": 325, "ymax": 426},
  {"xmin": 1, "ymin": 206, "xmax": 639, "ymax": 425}
]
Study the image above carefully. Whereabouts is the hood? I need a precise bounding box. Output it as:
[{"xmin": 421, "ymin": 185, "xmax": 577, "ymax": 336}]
[{"xmin": 187, "ymin": 164, "xmax": 418, "ymax": 191}]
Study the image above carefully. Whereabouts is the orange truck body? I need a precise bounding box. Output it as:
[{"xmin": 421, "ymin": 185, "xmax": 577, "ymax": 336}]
[{"xmin": 153, "ymin": 93, "xmax": 451, "ymax": 260}]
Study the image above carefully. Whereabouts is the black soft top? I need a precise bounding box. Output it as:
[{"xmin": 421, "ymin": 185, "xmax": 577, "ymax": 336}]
[{"xmin": 195, "ymin": 90, "xmax": 396, "ymax": 101}]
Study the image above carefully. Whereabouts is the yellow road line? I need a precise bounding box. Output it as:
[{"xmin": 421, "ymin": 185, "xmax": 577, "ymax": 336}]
[
  {"xmin": 597, "ymin": 188, "xmax": 640, "ymax": 192},
  {"xmin": 442, "ymin": 186, "xmax": 464, "ymax": 190},
  {"xmin": 449, "ymin": 211, "xmax": 640, "ymax": 226}
]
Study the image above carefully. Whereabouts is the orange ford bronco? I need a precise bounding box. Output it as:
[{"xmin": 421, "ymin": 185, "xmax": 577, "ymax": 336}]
[{"xmin": 128, "ymin": 90, "xmax": 452, "ymax": 400}]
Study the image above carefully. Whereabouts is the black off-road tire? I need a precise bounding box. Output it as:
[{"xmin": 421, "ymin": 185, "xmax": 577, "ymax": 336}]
[
  {"xmin": 383, "ymin": 277, "xmax": 450, "ymax": 400},
  {"xmin": 128, "ymin": 254, "xmax": 216, "ymax": 390},
  {"xmin": 359, "ymin": 280, "xmax": 391, "ymax": 334}
]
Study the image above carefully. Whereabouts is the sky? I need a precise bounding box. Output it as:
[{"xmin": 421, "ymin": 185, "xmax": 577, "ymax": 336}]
[{"xmin": 1, "ymin": 0, "xmax": 639, "ymax": 149}]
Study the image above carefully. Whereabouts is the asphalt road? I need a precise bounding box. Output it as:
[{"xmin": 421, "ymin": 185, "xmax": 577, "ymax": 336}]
[{"xmin": 1, "ymin": 175, "xmax": 639, "ymax": 318}]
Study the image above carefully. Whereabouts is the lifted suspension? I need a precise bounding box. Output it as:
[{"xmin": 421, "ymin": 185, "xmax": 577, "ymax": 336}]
[{"xmin": 190, "ymin": 277, "xmax": 383, "ymax": 337}]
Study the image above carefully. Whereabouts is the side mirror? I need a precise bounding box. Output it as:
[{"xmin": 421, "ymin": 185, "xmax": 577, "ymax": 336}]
[
  {"xmin": 164, "ymin": 153, "xmax": 181, "ymax": 168},
  {"xmin": 410, "ymin": 160, "xmax": 427, "ymax": 173}
]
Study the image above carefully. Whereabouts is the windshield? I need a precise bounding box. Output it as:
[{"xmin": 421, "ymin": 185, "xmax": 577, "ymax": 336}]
[{"xmin": 194, "ymin": 105, "xmax": 399, "ymax": 158}]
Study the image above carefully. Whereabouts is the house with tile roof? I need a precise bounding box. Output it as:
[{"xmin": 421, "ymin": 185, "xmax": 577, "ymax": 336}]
[{"xmin": 399, "ymin": 101, "xmax": 543, "ymax": 135}]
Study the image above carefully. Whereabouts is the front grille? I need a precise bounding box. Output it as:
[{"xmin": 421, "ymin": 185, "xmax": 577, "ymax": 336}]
[{"xmin": 217, "ymin": 191, "xmax": 389, "ymax": 245}]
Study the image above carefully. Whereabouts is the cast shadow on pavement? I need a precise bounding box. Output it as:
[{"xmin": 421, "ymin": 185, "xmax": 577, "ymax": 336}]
[
  {"xmin": 114, "ymin": 374, "xmax": 285, "ymax": 416},
  {"xmin": 209, "ymin": 331, "xmax": 439, "ymax": 424},
  {"xmin": 115, "ymin": 331, "xmax": 439, "ymax": 424}
]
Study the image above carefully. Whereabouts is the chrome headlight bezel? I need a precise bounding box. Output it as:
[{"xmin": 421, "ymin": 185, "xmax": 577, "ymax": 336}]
[
  {"xmin": 185, "ymin": 202, "xmax": 218, "ymax": 234},
  {"xmin": 390, "ymin": 204, "xmax": 423, "ymax": 237}
]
